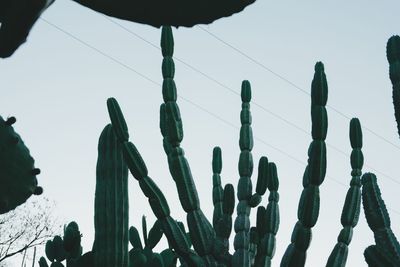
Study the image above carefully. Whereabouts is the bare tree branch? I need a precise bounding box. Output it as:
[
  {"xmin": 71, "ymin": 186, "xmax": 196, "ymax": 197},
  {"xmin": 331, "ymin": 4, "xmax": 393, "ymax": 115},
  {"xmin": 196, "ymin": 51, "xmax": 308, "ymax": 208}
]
[{"xmin": 0, "ymin": 197, "xmax": 60, "ymax": 264}]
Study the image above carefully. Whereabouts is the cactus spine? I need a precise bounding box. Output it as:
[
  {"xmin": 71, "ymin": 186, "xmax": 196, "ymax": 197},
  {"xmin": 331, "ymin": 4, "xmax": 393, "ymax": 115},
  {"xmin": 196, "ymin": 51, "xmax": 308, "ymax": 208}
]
[
  {"xmin": 326, "ymin": 118, "xmax": 363, "ymax": 267},
  {"xmin": 232, "ymin": 80, "xmax": 253, "ymax": 267},
  {"xmin": 281, "ymin": 62, "xmax": 328, "ymax": 267}
]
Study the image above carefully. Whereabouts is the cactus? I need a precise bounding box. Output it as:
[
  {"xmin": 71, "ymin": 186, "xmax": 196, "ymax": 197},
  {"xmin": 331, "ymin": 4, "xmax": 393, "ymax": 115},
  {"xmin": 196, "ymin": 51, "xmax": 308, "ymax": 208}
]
[
  {"xmin": 254, "ymin": 162, "xmax": 279, "ymax": 267},
  {"xmin": 128, "ymin": 216, "xmax": 178, "ymax": 267},
  {"xmin": 0, "ymin": 116, "xmax": 43, "ymax": 214},
  {"xmin": 362, "ymin": 173, "xmax": 400, "ymax": 266},
  {"xmin": 387, "ymin": 35, "xmax": 400, "ymax": 138},
  {"xmin": 326, "ymin": 118, "xmax": 364, "ymax": 267},
  {"xmin": 38, "ymin": 26, "xmax": 400, "ymax": 267},
  {"xmin": 0, "ymin": 0, "xmax": 55, "ymax": 58},
  {"xmin": 280, "ymin": 62, "xmax": 328, "ymax": 267},
  {"xmin": 93, "ymin": 124, "xmax": 129, "ymax": 267}
]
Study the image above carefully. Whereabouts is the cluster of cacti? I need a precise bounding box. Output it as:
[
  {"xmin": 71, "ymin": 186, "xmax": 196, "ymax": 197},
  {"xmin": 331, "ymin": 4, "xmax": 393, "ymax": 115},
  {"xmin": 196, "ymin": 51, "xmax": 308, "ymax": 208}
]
[
  {"xmin": 39, "ymin": 221, "xmax": 93, "ymax": 267},
  {"xmin": 0, "ymin": 0, "xmax": 55, "ymax": 58},
  {"xmin": 35, "ymin": 26, "xmax": 400, "ymax": 267},
  {"xmin": 357, "ymin": 35, "xmax": 400, "ymax": 267},
  {"xmin": 0, "ymin": 116, "xmax": 43, "ymax": 214},
  {"xmin": 387, "ymin": 35, "xmax": 400, "ymax": 137},
  {"xmin": 128, "ymin": 216, "xmax": 178, "ymax": 267}
]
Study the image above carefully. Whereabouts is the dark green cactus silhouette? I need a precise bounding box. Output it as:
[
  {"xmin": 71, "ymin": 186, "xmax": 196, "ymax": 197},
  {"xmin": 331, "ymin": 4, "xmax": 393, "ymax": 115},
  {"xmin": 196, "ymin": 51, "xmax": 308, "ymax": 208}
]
[
  {"xmin": 94, "ymin": 124, "xmax": 129, "ymax": 267},
  {"xmin": 40, "ymin": 221, "xmax": 92, "ymax": 267},
  {"xmin": 37, "ymin": 26, "xmax": 400, "ymax": 267},
  {"xmin": 0, "ymin": 116, "xmax": 43, "ymax": 214},
  {"xmin": 129, "ymin": 216, "xmax": 178, "ymax": 267},
  {"xmin": 280, "ymin": 62, "xmax": 328, "ymax": 267},
  {"xmin": 362, "ymin": 173, "xmax": 400, "ymax": 266},
  {"xmin": 387, "ymin": 35, "xmax": 400, "ymax": 138},
  {"xmin": 326, "ymin": 118, "xmax": 364, "ymax": 267}
]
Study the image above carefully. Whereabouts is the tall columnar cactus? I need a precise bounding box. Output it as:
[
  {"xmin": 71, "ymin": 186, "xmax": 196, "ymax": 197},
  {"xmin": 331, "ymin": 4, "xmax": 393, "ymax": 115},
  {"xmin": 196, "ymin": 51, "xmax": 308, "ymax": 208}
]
[
  {"xmin": 159, "ymin": 26, "xmax": 217, "ymax": 266},
  {"xmin": 0, "ymin": 116, "xmax": 43, "ymax": 214},
  {"xmin": 326, "ymin": 118, "xmax": 364, "ymax": 267},
  {"xmin": 232, "ymin": 80, "xmax": 254, "ymax": 267},
  {"xmin": 254, "ymin": 162, "xmax": 279, "ymax": 267},
  {"xmin": 362, "ymin": 173, "xmax": 400, "ymax": 266},
  {"xmin": 93, "ymin": 124, "xmax": 129, "ymax": 267},
  {"xmin": 212, "ymin": 147, "xmax": 224, "ymax": 230},
  {"xmin": 281, "ymin": 62, "xmax": 328, "ymax": 267},
  {"xmin": 107, "ymin": 97, "xmax": 204, "ymax": 267},
  {"xmin": 386, "ymin": 35, "xmax": 400, "ymax": 137}
]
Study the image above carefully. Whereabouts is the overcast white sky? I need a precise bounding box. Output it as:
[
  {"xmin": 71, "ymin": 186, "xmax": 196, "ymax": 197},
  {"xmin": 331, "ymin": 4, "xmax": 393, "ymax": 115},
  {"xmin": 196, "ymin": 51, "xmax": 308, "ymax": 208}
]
[{"xmin": 2, "ymin": 1, "xmax": 400, "ymax": 266}]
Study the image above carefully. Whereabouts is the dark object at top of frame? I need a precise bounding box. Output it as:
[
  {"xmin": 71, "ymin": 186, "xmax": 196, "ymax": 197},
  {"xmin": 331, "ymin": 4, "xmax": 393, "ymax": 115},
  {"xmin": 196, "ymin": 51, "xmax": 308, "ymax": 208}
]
[{"xmin": 73, "ymin": 0, "xmax": 256, "ymax": 27}]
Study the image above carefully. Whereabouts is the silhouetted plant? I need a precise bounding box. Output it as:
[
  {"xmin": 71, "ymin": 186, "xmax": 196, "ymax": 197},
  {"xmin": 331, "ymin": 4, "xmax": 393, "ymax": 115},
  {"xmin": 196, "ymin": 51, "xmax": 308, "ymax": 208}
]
[
  {"xmin": 0, "ymin": 116, "xmax": 43, "ymax": 214},
  {"xmin": 38, "ymin": 27, "xmax": 400, "ymax": 267}
]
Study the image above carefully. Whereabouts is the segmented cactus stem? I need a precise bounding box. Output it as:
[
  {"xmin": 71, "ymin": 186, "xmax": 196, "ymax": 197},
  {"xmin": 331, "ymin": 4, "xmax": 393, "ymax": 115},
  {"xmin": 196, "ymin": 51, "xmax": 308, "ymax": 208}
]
[
  {"xmin": 232, "ymin": 80, "xmax": 254, "ymax": 267},
  {"xmin": 159, "ymin": 25, "xmax": 216, "ymax": 266},
  {"xmin": 362, "ymin": 173, "xmax": 400, "ymax": 266},
  {"xmin": 326, "ymin": 118, "xmax": 363, "ymax": 267},
  {"xmin": 254, "ymin": 162, "xmax": 280, "ymax": 267},
  {"xmin": 281, "ymin": 62, "xmax": 328, "ymax": 267},
  {"xmin": 106, "ymin": 98, "xmax": 204, "ymax": 266}
]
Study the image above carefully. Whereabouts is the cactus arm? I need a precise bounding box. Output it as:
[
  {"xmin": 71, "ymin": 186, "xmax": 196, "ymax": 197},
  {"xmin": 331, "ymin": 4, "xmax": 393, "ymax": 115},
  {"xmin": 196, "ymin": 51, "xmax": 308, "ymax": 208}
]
[
  {"xmin": 107, "ymin": 98, "xmax": 204, "ymax": 267},
  {"xmin": 281, "ymin": 62, "xmax": 328, "ymax": 267},
  {"xmin": 361, "ymin": 173, "xmax": 400, "ymax": 266},
  {"xmin": 231, "ymin": 80, "xmax": 254, "ymax": 267},
  {"xmin": 386, "ymin": 35, "xmax": 400, "ymax": 138},
  {"xmin": 142, "ymin": 215, "xmax": 148, "ymax": 248},
  {"xmin": 254, "ymin": 162, "xmax": 280, "ymax": 267},
  {"xmin": 93, "ymin": 124, "xmax": 129, "ymax": 267},
  {"xmin": 212, "ymin": 147, "xmax": 224, "ymax": 230},
  {"xmin": 326, "ymin": 118, "xmax": 363, "ymax": 267},
  {"xmin": 159, "ymin": 26, "xmax": 217, "ymax": 266},
  {"xmin": 214, "ymin": 184, "xmax": 235, "ymax": 266}
]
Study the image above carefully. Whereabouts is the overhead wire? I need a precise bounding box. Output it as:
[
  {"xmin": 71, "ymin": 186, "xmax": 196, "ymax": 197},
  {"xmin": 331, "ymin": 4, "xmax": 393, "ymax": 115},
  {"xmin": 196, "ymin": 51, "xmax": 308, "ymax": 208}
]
[
  {"xmin": 100, "ymin": 16, "xmax": 400, "ymax": 186},
  {"xmin": 38, "ymin": 17, "xmax": 400, "ymax": 217},
  {"xmin": 197, "ymin": 25, "xmax": 400, "ymax": 152}
]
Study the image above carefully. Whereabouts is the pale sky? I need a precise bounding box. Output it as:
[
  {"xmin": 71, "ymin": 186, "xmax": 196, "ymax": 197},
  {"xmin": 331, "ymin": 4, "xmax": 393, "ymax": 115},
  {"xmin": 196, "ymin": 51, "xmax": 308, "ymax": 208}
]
[{"xmin": 1, "ymin": 1, "xmax": 400, "ymax": 266}]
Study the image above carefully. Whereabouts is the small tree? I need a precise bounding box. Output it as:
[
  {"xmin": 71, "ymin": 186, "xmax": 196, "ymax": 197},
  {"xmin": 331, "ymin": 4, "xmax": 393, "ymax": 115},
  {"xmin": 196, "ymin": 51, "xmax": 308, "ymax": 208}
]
[{"xmin": 0, "ymin": 197, "xmax": 59, "ymax": 265}]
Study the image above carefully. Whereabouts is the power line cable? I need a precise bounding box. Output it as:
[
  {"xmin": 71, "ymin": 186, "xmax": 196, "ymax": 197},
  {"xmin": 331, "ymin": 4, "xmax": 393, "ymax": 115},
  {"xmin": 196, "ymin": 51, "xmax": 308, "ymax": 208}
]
[
  {"xmin": 197, "ymin": 25, "xmax": 400, "ymax": 152},
  {"xmin": 100, "ymin": 16, "xmax": 400, "ymax": 186},
  {"xmin": 39, "ymin": 17, "xmax": 400, "ymax": 217}
]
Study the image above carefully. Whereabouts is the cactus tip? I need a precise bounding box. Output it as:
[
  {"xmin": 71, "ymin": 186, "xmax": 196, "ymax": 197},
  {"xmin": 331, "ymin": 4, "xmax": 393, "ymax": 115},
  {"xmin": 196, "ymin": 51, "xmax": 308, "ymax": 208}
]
[
  {"xmin": 361, "ymin": 172, "xmax": 377, "ymax": 185},
  {"xmin": 387, "ymin": 35, "xmax": 400, "ymax": 64},
  {"xmin": 315, "ymin": 61, "xmax": 325, "ymax": 72},
  {"xmin": 5, "ymin": 116, "xmax": 16, "ymax": 126}
]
